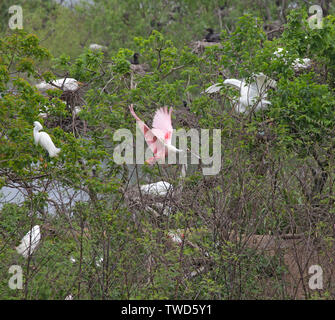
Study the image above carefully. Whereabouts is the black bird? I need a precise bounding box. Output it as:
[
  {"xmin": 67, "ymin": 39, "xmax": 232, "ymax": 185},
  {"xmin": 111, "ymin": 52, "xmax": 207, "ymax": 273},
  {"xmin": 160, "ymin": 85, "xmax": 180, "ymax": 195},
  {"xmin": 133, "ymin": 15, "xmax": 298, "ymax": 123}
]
[
  {"xmin": 129, "ymin": 53, "xmax": 149, "ymax": 75},
  {"xmin": 130, "ymin": 52, "xmax": 140, "ymax": 65},
  {"xmin": 205, "ymin": 28, "xmax": 221, "ymax": 42}
]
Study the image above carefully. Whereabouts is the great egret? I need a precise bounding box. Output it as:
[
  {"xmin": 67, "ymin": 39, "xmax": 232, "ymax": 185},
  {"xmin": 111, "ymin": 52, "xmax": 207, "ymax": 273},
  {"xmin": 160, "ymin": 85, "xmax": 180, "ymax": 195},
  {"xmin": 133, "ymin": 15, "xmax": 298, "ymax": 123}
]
[
  {"xmin": 89, "ymin": 43, "xmax": 107, "ymax": 51},
  {"xmin": 16, "ymin": 225, "xmax": 41, "ymax": 258},
  {"xmin": 33, "ymin": 121, "xmax": 61, "ymax": 158},
  {"xmin": 140, "ymin": 181, "xmax": 173, "ymax": 196},
  {"xmin": 38, "ymin": 107, "xmax": 48, "ymax": 119},
  {"xmin": 36, "ymin": 78, "xmax": 82, "ymax": 92},
  {"xmin": 216, "ymin": 73, "xmax": 277, "ymax": 113},
  {"xmin": 129, "ymin": 105, "xmax": 200, "ymax": 164},
  {"xmin": 205, "ymin": 28, "xmax": 221, "ymax": 42},
  {"xmin": 73, "ymin": 106, "xmax": 82, "ymax": 115},
  {"xmin": 204, "ymin": 83, "xmax": 224, "ymax": 94},
  {"xmin": 273, "ymin": 47, "xmax": 311, "ymax": 71}
]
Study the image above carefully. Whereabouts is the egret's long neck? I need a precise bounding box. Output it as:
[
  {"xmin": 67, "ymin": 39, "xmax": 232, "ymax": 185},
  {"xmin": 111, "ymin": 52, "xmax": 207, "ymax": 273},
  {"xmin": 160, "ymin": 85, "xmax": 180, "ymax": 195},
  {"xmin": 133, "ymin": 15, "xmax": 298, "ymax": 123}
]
[{"xmin": 33, "ymin": 127, "xmax": 41, "ymax": 144}]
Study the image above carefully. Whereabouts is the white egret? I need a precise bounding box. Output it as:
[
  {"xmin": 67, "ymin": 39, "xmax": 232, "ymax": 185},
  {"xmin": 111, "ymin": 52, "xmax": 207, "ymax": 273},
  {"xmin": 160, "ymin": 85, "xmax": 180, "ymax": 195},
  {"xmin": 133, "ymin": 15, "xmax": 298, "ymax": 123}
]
[
  {"xmin": 36, "ymin": 78, "xmax": 82, "ymax": 92},
  {"xmin": 33, "ymin": 121, "xmax": 61, "ymax": 158},
  {"xmin": 220, "ymin": 73, "xmax": 277, "ymax": 113},
  {"xmin": 274, "ymin": 47, "xmax": 311, "ymax": 71},
  {"xmin": 89, "ymin": 43, "xmax": 107, "ymax": 51},
  {"xmin": 16, "ymin": 225, "xmax": 41, "ymax": 258},
  {"xmin": 140, "ymin": 181, "xmax": 173, "ymax": 197}
]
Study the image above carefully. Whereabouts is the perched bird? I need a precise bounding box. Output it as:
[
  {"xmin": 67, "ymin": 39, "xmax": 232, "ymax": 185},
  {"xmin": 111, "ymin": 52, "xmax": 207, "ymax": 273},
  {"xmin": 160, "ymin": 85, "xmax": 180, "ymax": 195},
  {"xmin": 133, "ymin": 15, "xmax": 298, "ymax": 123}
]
[
  {"xmin": 89, "ymin": 43, "xmax": 107, "ymax": 51},
  {"xmin": 204, "ymin": 83, "xmax": 225, "ymax": 94},
  {"xmin": 292, "ymin": 58, "xmax": 312, "ymax": 71},
  {"xmin": 273, "ymin": 48, "xmax": 311, "ymax": 71},
  {"xmin": 221, "ymin": 73, "xmax": 277, "ymax": 113},
  {"xmin": 16, "ymin": 225, "xmax": 41, "ymax": 259},
  {"xmin": 38, "ymin": 105, "xmax": 49, "ymax": 119},
  {"xmin": 205, "ymin": 28, "xmax": 221, "ymax": 42},
  {"xmin": 33, "ymin": 121, "xmax": 61, "ymax": 158},
  {"xmin": 73, "ymin": 106, "xmax": 82, "ymax": 116},
  {"xmin": 140, "ymin": 180, "xmax": 173, "ymax": 196},
  {"xmin": 130, "ymin": 52, "xmax": 141, "ymax": 65},
  {"xmin": 36, "ymin": 78, "xmax": 82, "ymax": 92},
  {"xmin": 130, "ymin": 53, "xmax": 149, "ymax": 75}
]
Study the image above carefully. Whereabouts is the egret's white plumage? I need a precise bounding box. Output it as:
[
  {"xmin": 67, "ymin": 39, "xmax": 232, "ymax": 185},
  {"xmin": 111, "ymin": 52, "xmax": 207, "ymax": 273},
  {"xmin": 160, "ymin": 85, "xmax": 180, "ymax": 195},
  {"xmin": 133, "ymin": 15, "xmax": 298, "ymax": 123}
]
[
  {"xmin": 204, "ymin": 83, "xmax": 224, "ymax": 94},
  {"xmin": 16, "ymin": 225, "xmax": 41, "ymax": 258},
  {"xmin": 89, "ymin": 43, "xmax": 107, "ymax": 51},
  {"xmin": 274, "ymin": 47, "xmax": 311, "ymax": 71},
  {"xmin": 222, "ymin": 73, "xmax": 276, "ymax": 113},
  {"xmin": 140, "ymin": 181, "xmax": 173, "ymax": 196},
  {"xmin": 96, "ymin": 257, "xmax": 103, "ymax": 267},
  {"xmin": 33, "ymin": 121, "xmax": 61, "ymax": 158},
  {"xmin": 36, "ymin": 78, "xmax": 81, "ymax": 92},
  {"xmin": 73, "ymin": 106, "xmax": 82, "ymax": 115},
  {"xmin": 292, "ymin": 58, "xmax": 311, "ymax": 71}
]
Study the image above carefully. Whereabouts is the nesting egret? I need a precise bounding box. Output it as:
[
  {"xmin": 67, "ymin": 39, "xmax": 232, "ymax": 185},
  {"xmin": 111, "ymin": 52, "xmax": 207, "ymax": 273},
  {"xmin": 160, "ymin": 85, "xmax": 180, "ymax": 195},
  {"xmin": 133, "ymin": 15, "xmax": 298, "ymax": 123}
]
[
  {"xmin": 221, "ymin": 73, "xmax": 277, "ymax": 113},
  {"xmin": 36, "ymin": 78, "xmax": 82, "ymax": 92},
  {"xmin": 292, "ymin": 58, "xmax": 311, "ymax": 71},
  {"xmin": 16, "ymin": 225, "xmax": 41, "ymax": 258},
  {"xmin": 65, "ymin": 294, "xmax": 73, "ymax": 300},
  {"xmin": 205, "ymin": 28, "xmax": 221, "ymax": 42},
  {"xmin": 33, "ymin": 121, "xmax": 61, "ymax": 158},
  {"xmin": 273, "ymin": 48, "xmax": 311, "ymax": 71},
  {"xmin": 96, "ymin": 257, "xmax": 103, "ymax": 267},
  {"xmin": 73, "ymin": 106, "xmax": 82, "ymax": 116},
  {"xmin": 89, "ymin": 43, "xmax": 107, "ymax": 51},
  {"xmin": 129, "ymin": 105, "xmax": 200, "ymax": 164},
  {"xmin": 140, "ymin": 180, "xmax": 173, "ymax": 196}
]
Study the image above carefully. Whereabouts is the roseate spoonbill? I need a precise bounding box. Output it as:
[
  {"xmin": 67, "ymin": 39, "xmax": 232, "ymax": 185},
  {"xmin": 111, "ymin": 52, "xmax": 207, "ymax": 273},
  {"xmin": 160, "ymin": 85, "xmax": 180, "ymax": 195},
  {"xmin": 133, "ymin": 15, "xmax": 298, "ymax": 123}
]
[{"xmin": 129, "ymin": 105, "xmax": 194, "ymax": 164}]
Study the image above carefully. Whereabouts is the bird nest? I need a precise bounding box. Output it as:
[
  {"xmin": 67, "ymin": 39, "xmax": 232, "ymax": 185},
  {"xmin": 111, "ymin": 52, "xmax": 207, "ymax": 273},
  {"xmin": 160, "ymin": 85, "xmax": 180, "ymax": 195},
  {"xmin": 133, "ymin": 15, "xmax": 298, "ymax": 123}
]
[
  {"xmin": 130, "ymin": 63, "xmax": 150, "ymax": 75},
  {"xmin": 190, "ymin": 40, "xmax": 222, "ymax": 54},
  {"xmin": 60, "ymin": 89, "xmax": 83, "ymax": 108}
]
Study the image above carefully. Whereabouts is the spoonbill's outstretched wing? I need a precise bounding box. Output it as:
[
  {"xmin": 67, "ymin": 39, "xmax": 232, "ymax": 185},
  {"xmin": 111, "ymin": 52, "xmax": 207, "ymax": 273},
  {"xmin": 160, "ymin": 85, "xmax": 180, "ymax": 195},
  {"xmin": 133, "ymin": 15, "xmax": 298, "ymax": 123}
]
[
  {"xmin": 152, "ymin": 106, "xmax": 173, "ymax": 146},
  {"xmin": 129, "ymin": 105, "xmax": 170, "ymax": 164}
]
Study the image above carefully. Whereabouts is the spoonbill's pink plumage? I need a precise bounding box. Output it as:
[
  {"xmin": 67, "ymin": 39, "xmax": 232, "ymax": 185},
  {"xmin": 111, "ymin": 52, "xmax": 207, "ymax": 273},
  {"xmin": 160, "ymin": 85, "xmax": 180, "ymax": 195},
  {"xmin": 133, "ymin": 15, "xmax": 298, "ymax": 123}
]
[{"xmin": 129, "ymin": 105, "xmax": 174, "ymax": 164}]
